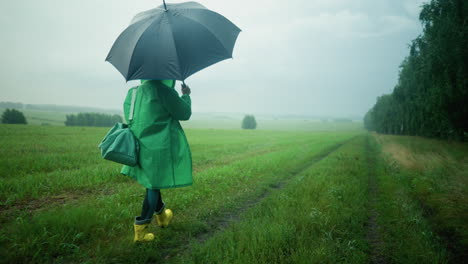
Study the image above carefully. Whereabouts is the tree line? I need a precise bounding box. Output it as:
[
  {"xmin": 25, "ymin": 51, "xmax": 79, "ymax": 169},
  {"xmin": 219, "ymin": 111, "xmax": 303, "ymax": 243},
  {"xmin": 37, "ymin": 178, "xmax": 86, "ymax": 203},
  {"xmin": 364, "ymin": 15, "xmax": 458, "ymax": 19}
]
[
  {"xmin": 65, "ymin": 113, "xmax": 122, "ymax": 127},
  {"xmin": 364, "ymin": 0, "xmax": 467, "ymax": 140},
  {"xmin": 1, "ymin": 109, "xmax": 27, "ymax": 124}
]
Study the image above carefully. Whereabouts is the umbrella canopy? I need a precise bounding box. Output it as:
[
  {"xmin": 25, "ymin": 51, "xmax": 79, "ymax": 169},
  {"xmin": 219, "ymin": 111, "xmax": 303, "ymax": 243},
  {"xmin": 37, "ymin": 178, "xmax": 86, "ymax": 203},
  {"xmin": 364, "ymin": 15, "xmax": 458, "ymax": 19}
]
[{"xmin": 106, "ymin": 1, "xmax": 241, "ymax": 81}]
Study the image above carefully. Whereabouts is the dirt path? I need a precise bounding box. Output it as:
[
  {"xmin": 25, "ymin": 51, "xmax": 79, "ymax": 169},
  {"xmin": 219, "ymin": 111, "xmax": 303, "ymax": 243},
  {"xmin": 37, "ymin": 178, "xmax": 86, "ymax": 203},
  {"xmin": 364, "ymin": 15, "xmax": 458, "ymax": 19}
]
[
  {"xmin": 163, "ymin": 139, "xmax": 352, "ymax": 261},
  {"xmin": 365, "ymin": 136, "xmax": 387, "ymax": 264}
]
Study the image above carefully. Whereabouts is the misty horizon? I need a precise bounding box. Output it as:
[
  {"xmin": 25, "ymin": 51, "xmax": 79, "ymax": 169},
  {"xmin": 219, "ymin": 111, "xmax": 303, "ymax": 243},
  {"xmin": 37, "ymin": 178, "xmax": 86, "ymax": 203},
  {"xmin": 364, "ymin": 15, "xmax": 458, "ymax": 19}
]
[
  {"xmin": 0, "ymin": 101, "xmax": 364, "ymax": 120},
  {"xmin": 0, "ymin": 0, "xmax": 426, "ymax": 117}
]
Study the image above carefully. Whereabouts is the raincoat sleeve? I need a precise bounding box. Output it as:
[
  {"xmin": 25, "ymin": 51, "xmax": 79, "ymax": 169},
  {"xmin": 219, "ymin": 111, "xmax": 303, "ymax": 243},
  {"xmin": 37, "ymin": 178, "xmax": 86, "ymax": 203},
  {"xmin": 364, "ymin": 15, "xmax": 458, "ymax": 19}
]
[
  {"xmin": 122, "ymin": 89, "xmax": 133, "ymax": 124},
  {"xmin": 159, "ymin": 86, "xmax": 192, "ymax": 121}
]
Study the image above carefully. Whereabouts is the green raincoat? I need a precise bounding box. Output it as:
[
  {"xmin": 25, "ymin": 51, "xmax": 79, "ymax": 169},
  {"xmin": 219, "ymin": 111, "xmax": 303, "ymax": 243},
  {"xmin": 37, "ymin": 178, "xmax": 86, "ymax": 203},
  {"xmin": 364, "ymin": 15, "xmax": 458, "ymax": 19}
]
[{"xmin": 120, "ymin": 80, "xmax": 192, "ymax": 189}]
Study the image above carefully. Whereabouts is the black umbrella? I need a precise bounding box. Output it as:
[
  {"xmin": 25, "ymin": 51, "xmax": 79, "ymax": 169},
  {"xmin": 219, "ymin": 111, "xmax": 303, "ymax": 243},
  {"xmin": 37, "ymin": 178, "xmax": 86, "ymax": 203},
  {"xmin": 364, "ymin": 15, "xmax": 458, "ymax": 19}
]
[{"xmin": 106, "ymin": 1, "xmax": 241, "ymax": 82}]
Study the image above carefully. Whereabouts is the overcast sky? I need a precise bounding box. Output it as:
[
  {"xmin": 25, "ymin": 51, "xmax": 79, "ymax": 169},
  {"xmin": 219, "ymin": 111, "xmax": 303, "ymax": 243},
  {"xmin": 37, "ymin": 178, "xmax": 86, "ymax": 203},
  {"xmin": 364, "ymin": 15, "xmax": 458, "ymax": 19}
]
[{"xmin": 0, "ymin": 0, "xmax": 426, "ymax": 117}]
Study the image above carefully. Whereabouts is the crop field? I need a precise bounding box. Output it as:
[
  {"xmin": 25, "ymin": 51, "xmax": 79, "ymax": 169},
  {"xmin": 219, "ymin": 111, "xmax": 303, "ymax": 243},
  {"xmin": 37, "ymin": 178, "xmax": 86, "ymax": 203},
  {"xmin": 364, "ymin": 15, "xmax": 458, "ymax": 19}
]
[{"xmin": 0, "ymin": 124, "xmax": 466, "ymax": 263}]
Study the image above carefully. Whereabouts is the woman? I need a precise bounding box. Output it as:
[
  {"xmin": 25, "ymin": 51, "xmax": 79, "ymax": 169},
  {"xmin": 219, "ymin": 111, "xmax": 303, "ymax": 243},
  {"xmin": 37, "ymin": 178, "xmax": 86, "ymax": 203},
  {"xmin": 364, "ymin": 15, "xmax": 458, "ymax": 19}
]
[{"xmin": 121, "ymin": 79, "xmax": 192, "ymax": 242}]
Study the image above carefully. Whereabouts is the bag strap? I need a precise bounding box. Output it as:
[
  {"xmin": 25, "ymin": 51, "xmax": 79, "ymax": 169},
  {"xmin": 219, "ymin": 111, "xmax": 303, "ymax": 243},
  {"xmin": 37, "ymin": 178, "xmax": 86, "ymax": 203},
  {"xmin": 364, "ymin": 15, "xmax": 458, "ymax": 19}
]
[{"xmin": 129, "ymin": 87, "xmax": 138, "ymax": 121}]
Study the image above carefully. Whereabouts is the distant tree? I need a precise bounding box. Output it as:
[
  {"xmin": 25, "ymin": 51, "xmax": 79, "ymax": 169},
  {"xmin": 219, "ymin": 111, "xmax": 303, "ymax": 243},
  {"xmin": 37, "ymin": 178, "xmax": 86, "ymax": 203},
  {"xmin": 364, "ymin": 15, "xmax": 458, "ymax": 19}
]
[
  {"xmin": 1, "ymin": 109, "xmax": 27, "ymax": 124},
  {"xmin": 333, "ymin": 118, "xmax": 353, "ymax": 123},
  {"xmin": 64, "ymin": 112, "xmax": 122, "ymax": 127},
  {"xmin": 242, "ymin": 115, "xmax": 257, "ymax": 130},
  {"xmin": 64, "ymin": 114, "xmax": 76, "ymax": 126}
]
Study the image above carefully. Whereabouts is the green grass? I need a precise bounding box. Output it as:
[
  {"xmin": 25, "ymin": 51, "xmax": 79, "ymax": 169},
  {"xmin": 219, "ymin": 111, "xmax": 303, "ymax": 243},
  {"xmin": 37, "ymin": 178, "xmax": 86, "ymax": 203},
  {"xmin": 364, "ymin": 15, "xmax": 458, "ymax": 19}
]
[
  {"xmin": 0, "ymin": 124, "xmax": 359, "ymax": 263},
  {"xmin": 22, "ymin": 110, "xmax": 68, "ymax": 126},
  {"xmin": 0, "ymin": 125, "xmax": 466, "ymax": 263},
  {"xmin": 372, "ymin": 134, "xmax": 468, "ymax": 262},
  {"xmin": 178, "ymin": 136, "xmax": 370, "ymax": 263},
  {"xmin": 0, "ymin": 125, "xmax": 356, "ymax": 207}
]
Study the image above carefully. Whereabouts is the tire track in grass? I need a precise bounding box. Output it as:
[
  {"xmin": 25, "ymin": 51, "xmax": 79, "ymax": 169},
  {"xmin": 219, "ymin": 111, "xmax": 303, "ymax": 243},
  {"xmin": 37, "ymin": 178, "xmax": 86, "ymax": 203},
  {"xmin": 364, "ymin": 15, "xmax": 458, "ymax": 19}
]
[
  {"xmin": 365, "ymin": 135, "xmax": 387, "ymax": 264},
  {"xmin": 164, "ymin": 138, "xmax": 355, "ymax": 260},
  {"xmin": 0, "ymin": 146, "xmax": 282, "ymax": 217},
  {"xmin": 0, "ymin": 139, "xmax": 309, "ymax": 225}
]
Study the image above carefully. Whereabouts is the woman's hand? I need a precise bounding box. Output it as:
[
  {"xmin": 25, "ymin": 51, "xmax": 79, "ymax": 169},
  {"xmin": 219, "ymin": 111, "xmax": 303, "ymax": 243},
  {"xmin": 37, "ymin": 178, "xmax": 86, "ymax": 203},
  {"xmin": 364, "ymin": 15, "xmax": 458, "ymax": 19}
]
[{"xmin": 181, "ymin": 83, "xmax": 191, "ymax": 95}]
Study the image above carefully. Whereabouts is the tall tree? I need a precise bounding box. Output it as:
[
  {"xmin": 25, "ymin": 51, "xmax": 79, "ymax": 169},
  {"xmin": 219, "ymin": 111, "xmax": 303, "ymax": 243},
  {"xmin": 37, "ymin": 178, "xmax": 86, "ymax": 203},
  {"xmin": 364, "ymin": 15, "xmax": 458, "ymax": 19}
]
[{"xmin": 365, "ymin": 0, "xmax": 467, "ymax": 140}]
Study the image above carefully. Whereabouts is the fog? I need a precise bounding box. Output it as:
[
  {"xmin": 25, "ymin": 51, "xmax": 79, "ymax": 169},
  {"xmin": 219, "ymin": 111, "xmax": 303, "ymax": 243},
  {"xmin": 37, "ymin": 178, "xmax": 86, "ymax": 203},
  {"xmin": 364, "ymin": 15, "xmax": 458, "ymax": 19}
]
[{"xmin": 0, "ymin": 0, "xmax": 425, "ymax": 118}]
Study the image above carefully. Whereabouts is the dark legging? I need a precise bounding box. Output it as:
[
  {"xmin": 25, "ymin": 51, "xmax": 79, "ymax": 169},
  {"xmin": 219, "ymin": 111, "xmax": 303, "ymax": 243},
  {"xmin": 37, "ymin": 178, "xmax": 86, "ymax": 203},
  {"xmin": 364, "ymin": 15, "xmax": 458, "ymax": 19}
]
[{"xmin": 135, "ymin": 189, "xmax": 165, "ymax": 224}]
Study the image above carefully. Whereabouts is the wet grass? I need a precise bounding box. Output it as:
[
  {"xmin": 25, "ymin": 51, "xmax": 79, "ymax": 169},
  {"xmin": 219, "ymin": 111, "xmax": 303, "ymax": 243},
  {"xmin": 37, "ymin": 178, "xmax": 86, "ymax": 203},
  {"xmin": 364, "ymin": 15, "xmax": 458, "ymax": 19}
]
[
  {"xmin": 0, "ymin": 125, "xmax": 342, "ymax": 206},
  {"xmin": 0, "ymin": 124, "xmax": 358, "ymax": 263},
  {"xmin": 373, "ymin": 133, "xmax": 468, "ymax": 262},
  {"xmin": 1, "ymin": 124, "xmax": 466, "ymax": 263},
  {"xmin": 176, "ymin": 136, "xmax": 371, "ymax": 264}
]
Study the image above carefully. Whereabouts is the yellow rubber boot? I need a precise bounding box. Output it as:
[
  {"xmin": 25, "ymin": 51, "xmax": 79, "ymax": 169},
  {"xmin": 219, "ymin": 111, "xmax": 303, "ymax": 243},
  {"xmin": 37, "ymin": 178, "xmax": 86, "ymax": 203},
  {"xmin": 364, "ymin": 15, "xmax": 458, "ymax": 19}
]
[
  {"xmin": 156, "ymin": 209, "xmax": 173, "ymax": 228},
  {"xmin": 133, "ymin": 223, "xmax": 155, "ymax": 242}
]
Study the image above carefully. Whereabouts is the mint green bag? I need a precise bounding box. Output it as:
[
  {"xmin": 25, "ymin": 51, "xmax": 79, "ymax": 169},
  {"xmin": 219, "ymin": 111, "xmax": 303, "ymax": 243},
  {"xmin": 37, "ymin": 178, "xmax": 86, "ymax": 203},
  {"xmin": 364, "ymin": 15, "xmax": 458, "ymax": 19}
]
[{"xmin": 98, "ymin": 87, "xmax": 139, "ymax": 166}]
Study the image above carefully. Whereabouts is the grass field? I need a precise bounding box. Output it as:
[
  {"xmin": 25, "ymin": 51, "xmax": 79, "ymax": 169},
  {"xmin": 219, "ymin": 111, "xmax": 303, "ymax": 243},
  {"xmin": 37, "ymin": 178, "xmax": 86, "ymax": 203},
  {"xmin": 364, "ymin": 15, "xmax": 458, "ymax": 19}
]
[{"xmin": 0, "ymin": 124, "xmax": 466, "ymax": 263}]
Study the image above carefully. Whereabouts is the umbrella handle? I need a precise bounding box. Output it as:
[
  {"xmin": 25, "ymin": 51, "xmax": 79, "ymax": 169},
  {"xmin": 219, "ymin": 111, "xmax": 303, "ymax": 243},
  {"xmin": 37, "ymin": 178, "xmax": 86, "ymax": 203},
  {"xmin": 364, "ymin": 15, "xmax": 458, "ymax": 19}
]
[{"xmin": 163, "ymin": 0, "xmax": 167, "ymax": 10}]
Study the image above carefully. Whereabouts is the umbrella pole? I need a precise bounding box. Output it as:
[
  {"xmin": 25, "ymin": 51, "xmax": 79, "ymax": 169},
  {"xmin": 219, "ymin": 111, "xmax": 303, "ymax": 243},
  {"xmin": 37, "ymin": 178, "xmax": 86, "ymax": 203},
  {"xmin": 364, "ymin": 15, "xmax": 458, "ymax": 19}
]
[{"xmin": 163, "ymin": 0, "xmax": 167, "ymax": 10}]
